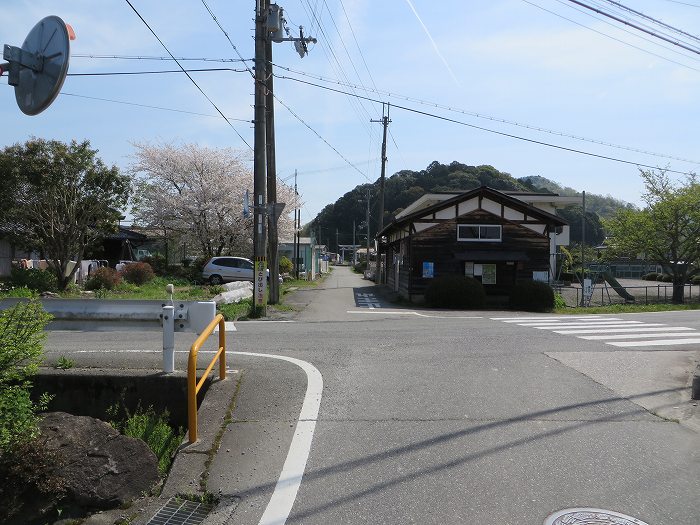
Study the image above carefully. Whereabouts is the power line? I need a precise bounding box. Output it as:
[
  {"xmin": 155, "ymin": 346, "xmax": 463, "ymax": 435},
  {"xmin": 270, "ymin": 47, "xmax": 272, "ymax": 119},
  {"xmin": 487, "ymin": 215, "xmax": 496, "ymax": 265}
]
[
  {"xmin": 58, "ymin": 90, "xmax": 251, "ymax": 122},
  {"xmin": 599, "ymin": 0, "xmax": 700, "ymax": 43},
  {"xmin": 123, "ymin": 0, "xmax": 251, "ymax": 149},
  {"xmin": 67, "ymin": 68, "xmax": 248, "ymax": 76},
  {"xmin": 564, "ymin": 0, "xmax": 700, "ymax": 54},
  {"xmin": 198, "ymin": 0, "xmax": 255, "ymax": 78},
  {"xmin": 275, "ymin": 75, "xmax": 697, "ymax": 176},
  {"xmin": 271, "ymin": 92, "xmax": 372, "ymax": 182},
  {"xmin": 73, "ymin": 53, "xmax": 250, "ymax": 62},
  {"xmin": 272, "ymin": 64, "xmax": 700, "ymax": 165},
  {"xmin": 523, "ymin": 0, "xmax": 700, "ymax": 70}
]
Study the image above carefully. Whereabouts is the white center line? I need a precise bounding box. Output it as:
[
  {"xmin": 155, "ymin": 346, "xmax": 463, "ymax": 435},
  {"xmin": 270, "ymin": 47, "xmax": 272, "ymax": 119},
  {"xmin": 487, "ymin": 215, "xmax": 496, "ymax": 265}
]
[
  {"xmin": 554, "ymin": 326, "xmax": 686, "ymax": 335},
  {"xmin": 608, "ymin": 338, "xmax": 700, "ymax": 347}
]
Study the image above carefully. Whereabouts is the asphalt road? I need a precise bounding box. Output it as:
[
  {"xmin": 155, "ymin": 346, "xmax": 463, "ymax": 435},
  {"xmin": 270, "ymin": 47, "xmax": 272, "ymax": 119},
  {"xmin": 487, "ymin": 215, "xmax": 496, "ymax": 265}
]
[{"xmin": 44, "ymin": 266, "xmax": 700, "ymax": 524}]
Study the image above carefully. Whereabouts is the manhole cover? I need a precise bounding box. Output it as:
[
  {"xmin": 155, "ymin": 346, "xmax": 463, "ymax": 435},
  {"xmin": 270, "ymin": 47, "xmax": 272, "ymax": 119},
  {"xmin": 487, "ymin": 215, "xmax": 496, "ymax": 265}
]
[
  {"xmin": 544, "ymin": 508, "xmax": 650, "ymax": 525},
  {"xmin": 147, "ymin": 497, "xmax": 214, "ymax": 525}
]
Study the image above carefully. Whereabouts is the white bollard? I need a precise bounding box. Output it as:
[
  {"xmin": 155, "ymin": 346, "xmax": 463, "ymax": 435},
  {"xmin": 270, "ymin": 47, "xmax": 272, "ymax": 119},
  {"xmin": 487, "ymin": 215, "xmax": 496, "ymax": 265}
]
[{"xmin": 162, "ymin": 305, "xmax": 175, "ymax": 373}]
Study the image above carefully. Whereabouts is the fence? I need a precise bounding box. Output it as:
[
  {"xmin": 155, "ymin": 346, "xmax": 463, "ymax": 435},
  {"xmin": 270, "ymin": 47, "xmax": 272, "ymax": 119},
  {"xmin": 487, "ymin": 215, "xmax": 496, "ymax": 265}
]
[{"xmin": 558, "ymin": 283, "xmax": 699, "ymax": 308}]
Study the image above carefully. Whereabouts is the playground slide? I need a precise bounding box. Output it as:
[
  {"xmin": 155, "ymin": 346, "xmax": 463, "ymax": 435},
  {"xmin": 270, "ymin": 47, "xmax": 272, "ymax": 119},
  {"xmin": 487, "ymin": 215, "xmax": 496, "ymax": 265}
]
[{"xmin": 602, "ymin": 271, "xmax": 635, "ymax": 302}]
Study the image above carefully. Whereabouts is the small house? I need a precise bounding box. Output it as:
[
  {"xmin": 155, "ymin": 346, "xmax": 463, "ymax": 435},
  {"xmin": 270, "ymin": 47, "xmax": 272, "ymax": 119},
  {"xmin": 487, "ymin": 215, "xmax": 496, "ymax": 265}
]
[{"xmin": 377, "ymin": 186, "xmax": 576, "ymax": 302}]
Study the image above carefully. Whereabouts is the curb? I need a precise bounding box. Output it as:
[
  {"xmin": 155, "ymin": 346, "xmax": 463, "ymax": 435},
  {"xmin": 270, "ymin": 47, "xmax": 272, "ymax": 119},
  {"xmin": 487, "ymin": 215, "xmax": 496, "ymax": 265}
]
[{"xmin": 693, "ymin": 363, "xmax": 700, "ymax": 401}]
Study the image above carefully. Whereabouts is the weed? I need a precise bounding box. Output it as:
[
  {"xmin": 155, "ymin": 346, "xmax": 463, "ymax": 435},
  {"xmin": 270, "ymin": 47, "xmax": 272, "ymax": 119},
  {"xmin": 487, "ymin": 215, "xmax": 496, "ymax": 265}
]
[{"xmin": 54, "ymin": 355, "xmax": 75, "ymax": 370}]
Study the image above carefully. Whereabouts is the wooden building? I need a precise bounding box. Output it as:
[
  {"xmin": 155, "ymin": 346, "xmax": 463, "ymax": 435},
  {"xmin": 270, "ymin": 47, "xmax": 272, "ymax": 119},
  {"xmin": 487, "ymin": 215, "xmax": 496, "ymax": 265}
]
[{"xmin": 377, "ymin": 187, "xmax": 574, "ymax": 302}]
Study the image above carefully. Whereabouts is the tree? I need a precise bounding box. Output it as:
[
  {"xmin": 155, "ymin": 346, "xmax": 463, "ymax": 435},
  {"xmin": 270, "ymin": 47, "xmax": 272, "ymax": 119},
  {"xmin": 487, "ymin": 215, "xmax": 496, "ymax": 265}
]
[
  {"xmin": 130, "ymin": 142, "xmax": 298, "ymax": 259},
  {"xmin": 605, "ymin": 169, "xmax": 700, "ymax": 303},
  {"xmin": 0, "ymin": 139, "xmax": 130, "ymax": 290}
]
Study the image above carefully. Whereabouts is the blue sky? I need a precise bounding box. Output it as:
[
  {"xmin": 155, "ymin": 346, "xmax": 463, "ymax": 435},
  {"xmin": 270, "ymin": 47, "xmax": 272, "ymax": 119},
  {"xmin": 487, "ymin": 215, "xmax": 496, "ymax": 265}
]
[{"xmin": 2, "ymin": 0, "xmax": 699, "ymax": 225}]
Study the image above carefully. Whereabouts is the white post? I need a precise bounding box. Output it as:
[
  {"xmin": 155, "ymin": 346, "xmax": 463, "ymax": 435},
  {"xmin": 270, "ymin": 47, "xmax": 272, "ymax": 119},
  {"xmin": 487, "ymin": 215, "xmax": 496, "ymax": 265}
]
[{"xmin": 162, "ymin": 305, "xmax": 175, "ymax": 373}]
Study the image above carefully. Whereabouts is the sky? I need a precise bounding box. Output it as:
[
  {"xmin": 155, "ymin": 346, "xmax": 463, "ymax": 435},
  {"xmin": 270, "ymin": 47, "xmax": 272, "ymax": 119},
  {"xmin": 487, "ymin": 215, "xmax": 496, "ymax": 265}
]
[{"xmin": 2, "ymin": 0, "xmax": 699, "ymax": 228}]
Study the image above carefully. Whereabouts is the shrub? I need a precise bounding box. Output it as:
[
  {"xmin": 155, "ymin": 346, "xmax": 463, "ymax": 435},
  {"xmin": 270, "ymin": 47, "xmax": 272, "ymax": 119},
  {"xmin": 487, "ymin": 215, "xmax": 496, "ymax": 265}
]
[
  {"xmin": 424, "ymin": 275, "xmax": 485, "ymax": 309},
  {"xmin": 691, "ymin": 275, "xmax": 700, "ymax": 285},
  {"xmin": 660, "ymin": 274, "xmax": 673, "ymax": 282},
  {"xmin": 509, "ymin": 280, "xmax": 555, "ymax": 312},
  {"xmin": 554, "ymin": 293, "xmax": 567, "ymax": 309},
  {"xmin": 279, "ymin": 256, "xmax": 293, "ymax": 274},
  {"xmin": 9, "ymin": 267, "xmax": 57, "ymax": 293},
  {"xmin": 142, "ymin": 254, "xmax": 168, "ymax": 276},
  {"xmin": 0, "ymin": 300, "xmax": 52, "ymax": 453},
  {"xmin": 353, "ymin": 261, "xmax": 367, "ymax": 273},
  {"xmin": 84, "ymin": 267, "xmax": 121, "ymax": 290},
  {"xmin": 643, "ymin": 272, "xmax": 658, "ymax": 281},
  {"xmin": 120, "ymin": 262, "xmax": 155, "ymax": 285}
]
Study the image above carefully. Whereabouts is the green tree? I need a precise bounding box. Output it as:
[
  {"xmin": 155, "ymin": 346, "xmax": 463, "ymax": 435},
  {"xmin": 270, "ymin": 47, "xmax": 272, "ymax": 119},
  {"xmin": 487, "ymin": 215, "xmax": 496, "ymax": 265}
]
[
  {"xmin": 0, "ymin": 139, "xmax": 130, "ymax": 290},
  {"xmin": 605, "ymin": 169, "xmax": 700, "ymax": 303}
]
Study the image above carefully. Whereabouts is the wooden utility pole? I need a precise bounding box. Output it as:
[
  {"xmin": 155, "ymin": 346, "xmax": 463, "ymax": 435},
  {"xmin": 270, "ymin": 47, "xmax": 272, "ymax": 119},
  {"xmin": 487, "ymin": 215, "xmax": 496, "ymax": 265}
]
[
  {"xmin": 253, "ymin": 0, "xmax": 268, "ymax": 314},
  {"xmin": 266, "ymin": 30, "xmax": 280, "ymax": 304},
  {"xmin": 371, "ymin": 103, "xmax": 390, "ymax": 283}
]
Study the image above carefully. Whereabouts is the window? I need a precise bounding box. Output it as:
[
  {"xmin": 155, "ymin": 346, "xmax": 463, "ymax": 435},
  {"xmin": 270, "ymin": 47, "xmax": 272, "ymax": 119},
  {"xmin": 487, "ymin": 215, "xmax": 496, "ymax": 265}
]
[
  {"xmin": 465, "ymin": 262, "xmax": 497, "ymax": 284},
  {"xmin": 457, "ymin": 224, "xmax": 502, "ymax": 242}
]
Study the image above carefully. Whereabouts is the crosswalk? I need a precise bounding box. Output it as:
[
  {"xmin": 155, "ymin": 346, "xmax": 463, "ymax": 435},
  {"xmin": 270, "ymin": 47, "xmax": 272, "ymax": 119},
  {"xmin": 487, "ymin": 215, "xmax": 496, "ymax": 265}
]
[{"xmin": 490, "ymin": 315, "xmax": 700, "ymax": 348}]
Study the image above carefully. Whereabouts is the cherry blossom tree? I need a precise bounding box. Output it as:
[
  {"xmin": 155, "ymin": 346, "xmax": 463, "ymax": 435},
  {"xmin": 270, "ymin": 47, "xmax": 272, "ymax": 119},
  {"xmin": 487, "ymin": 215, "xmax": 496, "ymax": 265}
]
[{"xmin": 130, "ymin": 142, "xmax": 298, "ymax": 259}]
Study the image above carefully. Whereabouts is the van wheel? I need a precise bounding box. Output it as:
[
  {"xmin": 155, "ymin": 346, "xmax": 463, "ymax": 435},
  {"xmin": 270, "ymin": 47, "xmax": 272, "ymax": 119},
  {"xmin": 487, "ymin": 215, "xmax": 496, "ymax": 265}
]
[{"xmin": 209, "ymin": 275, "xmax": 223, "ymax": 285}]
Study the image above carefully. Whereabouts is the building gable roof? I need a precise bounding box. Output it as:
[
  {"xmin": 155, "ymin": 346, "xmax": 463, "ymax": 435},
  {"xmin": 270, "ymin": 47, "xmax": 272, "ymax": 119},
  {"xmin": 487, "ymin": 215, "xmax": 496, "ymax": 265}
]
[{"xmin": 379, "ymin": 186, "xmax": 567, "ymax": 237}]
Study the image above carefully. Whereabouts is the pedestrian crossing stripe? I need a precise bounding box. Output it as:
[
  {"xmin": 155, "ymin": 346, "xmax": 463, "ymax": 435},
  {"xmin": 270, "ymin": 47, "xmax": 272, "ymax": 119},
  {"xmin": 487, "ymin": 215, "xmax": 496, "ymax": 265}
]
[{"xmin": 491, "ymin": 316, "xmax": 699, "ymax": 349}]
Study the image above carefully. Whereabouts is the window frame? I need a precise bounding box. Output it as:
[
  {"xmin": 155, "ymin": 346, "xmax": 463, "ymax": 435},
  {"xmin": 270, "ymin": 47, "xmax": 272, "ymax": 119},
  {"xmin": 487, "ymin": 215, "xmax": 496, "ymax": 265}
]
[{"xmin": 457, "ymin": 224, "xmax": 502, "ymax": 242}]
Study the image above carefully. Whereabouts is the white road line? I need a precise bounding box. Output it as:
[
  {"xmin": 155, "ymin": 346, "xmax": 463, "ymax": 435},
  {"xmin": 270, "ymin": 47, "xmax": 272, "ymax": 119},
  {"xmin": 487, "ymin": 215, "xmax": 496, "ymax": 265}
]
[
  {"xmin": 518, "ymin": 321, "xmax": 640, "ymax": 328},
  {"xmin": 533, "ymin": 323, "xmax": 662, "ymax": 330},
  {"xmin": 491, "ymin": 316, "xmax": 609, "ymax": 321},
  {"xmin": 232, "ymin": 351, "xmax": 323, "ymax": 525},
  {"xmin": 554, "ymin": 326, "xmax": 681, "ymax": 335},
  {"xmin": 347, "ymin": 310, "xmax": 482, "ymax": 319},
  {"xmin": 608, "ymin": 338, "xmax": 700, "ymax": 347},
  {"xmin": 579, "ymin": 331, "xmax": 699, "ymax": 340},
  {"xmin": 514, "ymin": 319, "xmax": 625, "ymax": 326}
]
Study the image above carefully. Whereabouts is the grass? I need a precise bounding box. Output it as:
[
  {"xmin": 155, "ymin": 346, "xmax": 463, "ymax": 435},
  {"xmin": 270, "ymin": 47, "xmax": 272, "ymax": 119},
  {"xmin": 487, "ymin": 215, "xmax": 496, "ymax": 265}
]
[
  {"xmin": 554, "ymin": 302, "xmax": 700, "ymax": 314},
  {"xmin": 53, "ymin": 355, "xmax": 75, "ymax": 370}
]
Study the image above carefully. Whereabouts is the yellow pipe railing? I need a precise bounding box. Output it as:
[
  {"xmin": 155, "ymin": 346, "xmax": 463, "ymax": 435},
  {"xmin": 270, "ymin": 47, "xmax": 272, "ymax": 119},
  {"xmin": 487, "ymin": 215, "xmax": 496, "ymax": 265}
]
[{"xmin": 188, "ymin": 313, "xmax": 226, "ymax": 443}]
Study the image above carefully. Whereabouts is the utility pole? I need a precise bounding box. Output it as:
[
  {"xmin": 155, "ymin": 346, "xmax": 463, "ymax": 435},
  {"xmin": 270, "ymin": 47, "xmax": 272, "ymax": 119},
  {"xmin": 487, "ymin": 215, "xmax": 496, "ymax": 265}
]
[
  {"xmin": 294, "ymin": 169, "xmax": 299, "ymax": 279},
  {"xmin": 253, "ymin": 0, "xmax": 268, "ymax": 315},
  {"xmin": 365, "ymin": 188, "xmax": 371, "ymax": 270},
  {"xmin": 352, "ymin": 219, "xmax": 356, "ymax": 266},
  {"xmin": 371, "ymin": 103, "xmax": 390, "ymax": 284},
  {"xmin": 265, "ymin": 28, "xmax": 281, "ymax": 305}
]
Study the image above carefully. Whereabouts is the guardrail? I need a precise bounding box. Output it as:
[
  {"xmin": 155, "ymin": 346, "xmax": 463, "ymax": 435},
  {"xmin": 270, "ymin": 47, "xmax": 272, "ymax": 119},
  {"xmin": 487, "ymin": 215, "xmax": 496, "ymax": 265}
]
[
  {"xmin": 187, "ymin": 313, "xmax": 226, "ymax": 444},
  {"xmin": 557, "ymin": 283, "xmax": 699, "ymax": 307}
]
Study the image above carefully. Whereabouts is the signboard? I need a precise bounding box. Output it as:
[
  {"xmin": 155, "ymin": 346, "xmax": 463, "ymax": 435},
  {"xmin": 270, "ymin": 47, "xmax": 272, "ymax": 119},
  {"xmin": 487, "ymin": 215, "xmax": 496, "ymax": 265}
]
[
  {"xmin": 422, "ymin": 261, "xmax": 434, "ymax": 278},
  {"xmin": 254, "ymin": 258, "xmax": 267, "ymax": 307},
  {"xmin": 481, "ymin": 264, "xmax": 496, "ymax": 285},
  {"xmin": 583, "ymin": 278, "xmax": 593, "ymax": 299}
]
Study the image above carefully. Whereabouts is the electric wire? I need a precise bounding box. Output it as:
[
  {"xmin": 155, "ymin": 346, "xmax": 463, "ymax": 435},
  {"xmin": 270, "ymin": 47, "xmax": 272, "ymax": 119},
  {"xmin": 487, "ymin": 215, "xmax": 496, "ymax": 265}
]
[
  {"xmin": 123, "ymin": 0, "xmax": 251, "ymax": 148},
  {"xmin": 199, "ymin": 0, "xmax": 255, "ymax": 78},
  {"xmin": 599, "ymin": 0, "xmax": 700, "ymax": 42},
  {"xmin": 522, "ymin": 0, "xmax": 700, "ymax": 70},
  {"xmin": 67, "ymin": 68, "xmax": 248, "ymax": 76},
  {"xmin": 73, "ymin": 54, "xmax": 250, "ymax": 62},
  {"xmin": 272, "ymin": 63, "xmax": 700, "ymax": 165},
  {"xmin": 564, "ymin": 0, "xmax": 700, "ymax": 54},
  {"xmin": 275, "ymin": 75, "xmax": 697, "ymax": 176},
  {"xmin": 557, "ymin": 0, "xmax": 700, "ymax": 62}
]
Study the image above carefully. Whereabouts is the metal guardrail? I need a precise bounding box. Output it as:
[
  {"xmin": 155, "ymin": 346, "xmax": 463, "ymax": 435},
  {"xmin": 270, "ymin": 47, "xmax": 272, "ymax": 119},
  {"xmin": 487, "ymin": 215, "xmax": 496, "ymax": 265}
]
[
  {"xmin": 187, "ymin": 313, "xmax": 226, "ymax": 444},
  {"xmin": 559, "ymin": 283, "xmax": 698, "ymax": 307}
]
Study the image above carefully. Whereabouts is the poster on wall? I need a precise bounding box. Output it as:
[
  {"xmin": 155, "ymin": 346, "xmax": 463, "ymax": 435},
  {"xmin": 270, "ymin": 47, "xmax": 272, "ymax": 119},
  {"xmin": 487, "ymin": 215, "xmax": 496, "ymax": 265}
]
[
  {"xmin": 422, "ymin": 262, "xmax": 434, "ymax": 278},
  {"xmin": 481, "ymin": 264, "xmax": 497, "ymax": 284}
]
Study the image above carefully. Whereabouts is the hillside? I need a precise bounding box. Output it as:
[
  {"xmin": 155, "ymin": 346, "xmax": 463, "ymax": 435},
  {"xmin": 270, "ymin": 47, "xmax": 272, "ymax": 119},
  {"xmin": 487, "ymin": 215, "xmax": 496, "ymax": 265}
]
[{"xmin": 306, "ymin": 161, "xmax": 630, "ymax": 250}]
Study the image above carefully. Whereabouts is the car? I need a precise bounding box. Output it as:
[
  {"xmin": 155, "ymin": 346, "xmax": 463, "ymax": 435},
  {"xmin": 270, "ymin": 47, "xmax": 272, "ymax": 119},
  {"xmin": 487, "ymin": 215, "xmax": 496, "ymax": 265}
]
[{"xmin": 202, "ymin": 256, "xmax": 281, "ymax": 285}]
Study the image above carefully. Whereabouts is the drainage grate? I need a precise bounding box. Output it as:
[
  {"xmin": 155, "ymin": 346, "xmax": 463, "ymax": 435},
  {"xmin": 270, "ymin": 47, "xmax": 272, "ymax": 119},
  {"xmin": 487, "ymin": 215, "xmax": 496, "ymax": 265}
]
[
  {"xmin": 544, "ymin": 508, "xmax": 649, "ymax": 525},
  {"xmin": 147, "ymin": 498, "xmax": 214, "ymax": 525}
]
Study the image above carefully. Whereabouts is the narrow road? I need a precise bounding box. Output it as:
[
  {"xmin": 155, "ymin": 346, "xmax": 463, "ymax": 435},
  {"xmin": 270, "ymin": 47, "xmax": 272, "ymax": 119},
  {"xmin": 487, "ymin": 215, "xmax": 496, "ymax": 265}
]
[{"xmin": 45, "ymin": 266, "xmax": 700, "ymax": 524}]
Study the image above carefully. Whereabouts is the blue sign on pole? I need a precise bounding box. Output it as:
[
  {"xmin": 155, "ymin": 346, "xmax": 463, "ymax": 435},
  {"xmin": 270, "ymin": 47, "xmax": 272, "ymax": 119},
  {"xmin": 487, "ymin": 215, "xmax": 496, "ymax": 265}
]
[{"xmin": 422, "ymin": 262, "xmax": 434, "ymax": 278}]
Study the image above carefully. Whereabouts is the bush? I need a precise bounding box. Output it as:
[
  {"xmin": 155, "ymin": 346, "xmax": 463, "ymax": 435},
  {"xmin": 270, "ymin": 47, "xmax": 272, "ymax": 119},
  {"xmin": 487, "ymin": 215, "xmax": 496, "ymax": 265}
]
[
  {"xmin": 509, "ymin": 280, "xmax": 555, "ymax": 312},
  {"xmin": 142, "ymin": 254, "xmax": 168, "ymax": 276},
  {"xmin": 84, "ymin": 267, "xmax": 121, "ymax": 290},
  {"xmin": 643, "ymin": 272, "xmax": 658, "ymax": 281},
  {"xmin": 120, "ymin": 262, "xmax": 155, "ymax": 285},
  {"xmin": 353, "ymin": 261, "xmax": 367, "ymax": 273},
  {"xmin": 0, "ymin": 300, "xmax": 52, "ymax": 453},
  {"xmin": 660, "ymin": 274, "xmax": 673, "ymax": 282},
  {"xmin": 554, "ymin": 293, "xmax": 567, "ymax": 309},
  {"xmin": 9, "ymin": 267, "xmax": 57, "ymax": 293},
  {"xmin": 691, "ymin": 275, "xmax": 700, "ymax": 285},
  {"xmin": 424, "ymin": 275, "xmax": 485, "ymax": 309},
  {"xmin": 279, "ymin": 256, "xmax": 293, "ymax": 274}
]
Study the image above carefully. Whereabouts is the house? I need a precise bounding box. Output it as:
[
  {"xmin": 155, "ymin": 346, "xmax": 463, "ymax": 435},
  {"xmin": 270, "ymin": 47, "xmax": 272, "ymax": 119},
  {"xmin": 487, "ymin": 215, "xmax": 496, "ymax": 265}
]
[
  {"xmin": 376, "ymin": 186, "xmax": 577, "ymax": 302},
  {"xmin": 278, "ymin": 237, "xmax": 327, "ymax": 280}
]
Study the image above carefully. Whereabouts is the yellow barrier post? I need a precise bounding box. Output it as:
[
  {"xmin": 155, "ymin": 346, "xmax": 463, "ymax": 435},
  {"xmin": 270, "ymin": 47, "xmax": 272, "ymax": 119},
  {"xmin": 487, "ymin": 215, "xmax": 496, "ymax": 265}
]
[{"xmin": 187, "ymin": 314, "xmax": 227, "ymax": 444}]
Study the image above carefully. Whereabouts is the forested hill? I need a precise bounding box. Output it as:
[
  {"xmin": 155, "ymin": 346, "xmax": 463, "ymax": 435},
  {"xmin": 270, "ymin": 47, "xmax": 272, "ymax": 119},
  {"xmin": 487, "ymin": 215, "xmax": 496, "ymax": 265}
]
[{"xmin": 306, "ymin": 161, "xmax": 632, "ymax": 250}]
